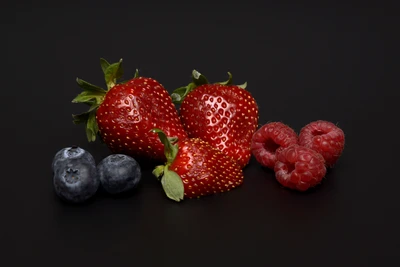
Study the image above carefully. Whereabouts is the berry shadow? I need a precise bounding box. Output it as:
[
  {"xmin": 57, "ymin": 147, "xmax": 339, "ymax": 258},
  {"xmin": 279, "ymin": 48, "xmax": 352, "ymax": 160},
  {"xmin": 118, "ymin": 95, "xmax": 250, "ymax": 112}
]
[
  {"xmin": 52, "ymin": 181, "xmax": 145, "ymax": 206},
  {"xmin": 96, "ymin": 182, "xmax": 144, "ymax": 200},
  {"xmin": 52, "ymin": 191, "xmax": 99, "ymax": 207}
]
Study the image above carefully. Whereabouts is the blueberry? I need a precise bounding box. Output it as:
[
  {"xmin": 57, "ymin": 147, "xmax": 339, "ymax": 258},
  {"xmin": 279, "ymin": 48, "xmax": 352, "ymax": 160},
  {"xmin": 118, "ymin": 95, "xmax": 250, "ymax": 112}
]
[
  {"xmin": 52, "ymin": 146, "xmax": 95, "ymax": 171},
  {"xmin": 53, "ymin": 158, "xmax": 99, "ymax": 203},
  {"xmin": 97, "ymin": 154, "xmax": 142, "ymax": 194}
]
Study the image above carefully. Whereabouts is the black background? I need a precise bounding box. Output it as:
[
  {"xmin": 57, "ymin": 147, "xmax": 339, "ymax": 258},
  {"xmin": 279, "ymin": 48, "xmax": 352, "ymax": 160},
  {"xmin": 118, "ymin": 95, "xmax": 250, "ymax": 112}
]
[{"xmin": 4, "ymin": 1, "xmax": 399, "ymax": 266}]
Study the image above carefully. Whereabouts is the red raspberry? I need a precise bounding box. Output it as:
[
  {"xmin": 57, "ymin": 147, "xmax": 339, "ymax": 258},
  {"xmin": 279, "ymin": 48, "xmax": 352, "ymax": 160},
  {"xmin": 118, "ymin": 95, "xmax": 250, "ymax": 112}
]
[
  {"xmin": 251, "ymin": 122, "xmax": 298, "ymax": 169},
  {"xmin": 274, "ymin": 144, "xmax": 326, "ymax": 191},
  {"xmin": 299, "ymin": 120, "xmax": 345, "ymax": 167}
]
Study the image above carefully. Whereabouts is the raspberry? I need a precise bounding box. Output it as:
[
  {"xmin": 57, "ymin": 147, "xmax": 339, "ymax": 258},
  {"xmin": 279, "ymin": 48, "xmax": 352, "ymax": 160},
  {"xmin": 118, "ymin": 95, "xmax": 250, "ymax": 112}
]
[
  {"xmin": 251, "ymin": 122, "xmax": 298, "ymax": 169},
  {"xmin": 299, "ymin": 120, "xmax": 345, "ymax": 167},
  {"xmin": 274, "ymin": 144, "xmax": 326, "ymax": 191}
]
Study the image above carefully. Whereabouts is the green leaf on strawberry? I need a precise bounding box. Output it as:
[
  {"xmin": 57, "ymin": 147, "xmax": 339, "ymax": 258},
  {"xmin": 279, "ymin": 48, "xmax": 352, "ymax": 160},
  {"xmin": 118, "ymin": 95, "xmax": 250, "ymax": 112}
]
[
  {"xmin": 151, "ymin": 128, "xmax": 184, "ymax": 202},
  {"xmin": 171, "ymin": 70, "xmax": 207, "ymax": 104},
  {"xmin": 151, "ymin": 128, "xmax": 179, "ymax": 165},
  {"xmin": 192, "ymin": 69, "xmax": 209, "ymax": 86},
  {"xmin": 76, "ymin": 78, "xmax": 107, "ymax": 93},
  {"xmin": 215, "ymin": 71, "xmax": 247, "ymax": 88},
  {"xmin": 72, "ymin": 112, "xmax": 89, "ymax": 125},
  {"xmin": 171, "ymin": 83, "xmax": 196, "ymax": 104},
  {"xmin": 152, "ymin": 165, "xmax": 165, "ymax": 179},
  {"xmin": 100, "ymin": 58, "xmax": 110, "ymax": 74},
  {"xmin": 104, "ymin": 58, "xmax": 124, "ymax": 89},
  {"xmin": 160, "ymin": 168, "xmax": 184, "ymax": 202},
  {"xmin": 71, "ymin": 90, "xmax": 105, "ymax": 105},
  {"xmin": 217, "ymin": 72, "xmax": 233, "ymax": 85},
  {"xmin": 72, "ymin": 97, "xmax": 100, "ymax": 139},
  {"xmin": 86, "ymin": 110, "xmax": 99, "ymax": 142},
  {"xmin": 88, "ymin": 102, "xmax": 100, "ymax": 112},
  {"xmin": 119, "ymin": 69, "xmax": 140, "ymax": 84},
  {"xmin": 238, "ymin": 82, "xmax": 247, "ymax": 89}
]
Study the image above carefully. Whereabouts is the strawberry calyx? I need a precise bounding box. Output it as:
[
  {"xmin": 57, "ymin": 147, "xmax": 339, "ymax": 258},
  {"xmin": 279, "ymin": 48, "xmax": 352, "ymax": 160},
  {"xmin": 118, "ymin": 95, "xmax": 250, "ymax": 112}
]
[
  {"xmin": 170, "ymin": 70, "xmax": 207, "ymax": 104},
  {"xmin": 71, "ymin": 58, "xmax": 139, "ymax": 142},
  {"xmin": 151, "ymin": 128, "xmax": 184, "ymax": 202},
  {"xmin": 171, "ymin": 70, "xmax": 247, "ymax": 104}
]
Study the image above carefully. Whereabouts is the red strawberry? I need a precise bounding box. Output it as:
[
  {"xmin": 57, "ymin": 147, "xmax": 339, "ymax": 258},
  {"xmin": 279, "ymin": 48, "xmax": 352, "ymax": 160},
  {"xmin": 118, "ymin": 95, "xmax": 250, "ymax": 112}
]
[
  {"xmin": 171, "ymin": 70, "xmax": 259, "ymax": 168},
  {"xmin": 251, "ymin": 122, "xmax": 299, "ymax": 169},
  {"xmin": 151, "ymin": 128, "xmax": 244, "ymax": 201},
  {"xmin": 72, "ymin": 58, "xmax": 187, "ymax": 162},
  {"xmin": 274, "ymin": 144, "xmax": 327, "ymax": 191},
  {"xmin": 299, "ymin": 120, "xmax": 345, "ymax": 167}
]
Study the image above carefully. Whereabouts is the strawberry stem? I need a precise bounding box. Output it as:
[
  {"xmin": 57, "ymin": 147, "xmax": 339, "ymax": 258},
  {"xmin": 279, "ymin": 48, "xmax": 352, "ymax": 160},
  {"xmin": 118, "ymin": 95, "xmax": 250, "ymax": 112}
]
[
  {"xmin": 151, "ymin": 128, "xmax": 184, "ymax": 202},
  {"xmin": 150, "ymin": 128, "xmax": 179, "ymax": 164}
]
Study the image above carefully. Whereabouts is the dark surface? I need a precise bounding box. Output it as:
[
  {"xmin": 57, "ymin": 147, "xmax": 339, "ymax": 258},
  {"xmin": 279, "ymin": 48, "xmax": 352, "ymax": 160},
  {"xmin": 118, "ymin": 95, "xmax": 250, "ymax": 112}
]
[{"xmin": 4, "ymin": 2, "xmax": 399, "ymax": 266}]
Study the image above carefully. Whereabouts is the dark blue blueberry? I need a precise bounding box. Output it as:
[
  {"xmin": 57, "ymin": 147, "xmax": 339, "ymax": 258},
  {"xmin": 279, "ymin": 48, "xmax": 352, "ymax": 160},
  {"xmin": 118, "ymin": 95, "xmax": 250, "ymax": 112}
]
[
  {"xmin": 97, "ymin": 154, "xmax": 141, "ymax": 194},
  {"xmin": 52, "ymin": 146, "xmax": 95, "ymax": 171},
  {"xmin": 53, "ymin": 158, "xmax": 99, "ymax": 203}
]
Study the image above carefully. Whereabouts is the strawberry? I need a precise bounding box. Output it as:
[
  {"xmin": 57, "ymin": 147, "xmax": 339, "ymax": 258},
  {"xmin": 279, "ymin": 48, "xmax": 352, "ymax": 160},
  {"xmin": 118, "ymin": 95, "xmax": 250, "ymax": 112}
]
[
  {"xmin": 171, "ymin": 70, "xmax": 259, "ymax": 168},
  {"xmin": 151, "ymin": 128, "xmax": 244, "ymax": 202},
  {"xmin": 72, "ymin": 58, "xmax": 187, "ymax": 163}
]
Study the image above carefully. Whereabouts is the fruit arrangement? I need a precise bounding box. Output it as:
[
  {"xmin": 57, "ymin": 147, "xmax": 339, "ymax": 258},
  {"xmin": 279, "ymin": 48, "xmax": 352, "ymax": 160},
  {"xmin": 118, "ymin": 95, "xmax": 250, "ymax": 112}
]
[{"xmin": 51, "ymin": 58, "xmax": 345, "ymax": 203}]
